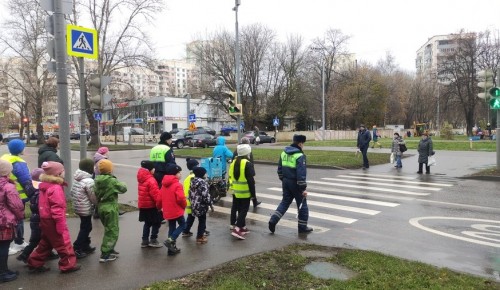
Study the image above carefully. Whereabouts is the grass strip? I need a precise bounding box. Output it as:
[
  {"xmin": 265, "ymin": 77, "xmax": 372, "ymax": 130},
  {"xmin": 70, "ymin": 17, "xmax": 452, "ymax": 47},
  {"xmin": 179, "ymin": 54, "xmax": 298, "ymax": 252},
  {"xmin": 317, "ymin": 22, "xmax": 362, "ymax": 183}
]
[{"xmin": 143, "ymin": 244, "xmax": 498, "ymax": 290}]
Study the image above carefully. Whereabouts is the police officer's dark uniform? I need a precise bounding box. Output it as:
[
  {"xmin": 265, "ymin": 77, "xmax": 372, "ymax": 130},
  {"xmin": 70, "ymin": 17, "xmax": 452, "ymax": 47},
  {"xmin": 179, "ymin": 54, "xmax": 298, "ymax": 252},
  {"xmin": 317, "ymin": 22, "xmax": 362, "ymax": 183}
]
[
  {"xmin": 268, "ymin": 134, "xmax": 312, "ymax": 234},
  {"xmin": 149, "ymin": 132, "xmax": 176, "ymax": 187}
]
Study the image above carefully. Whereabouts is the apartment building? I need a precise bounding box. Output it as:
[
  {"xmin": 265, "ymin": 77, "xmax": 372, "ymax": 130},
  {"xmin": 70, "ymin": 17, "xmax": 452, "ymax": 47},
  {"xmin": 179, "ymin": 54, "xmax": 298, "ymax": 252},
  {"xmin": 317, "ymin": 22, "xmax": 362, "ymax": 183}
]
[{"xmin": 415, "ymin": 34, "xmax": 457, "ymax": 80}]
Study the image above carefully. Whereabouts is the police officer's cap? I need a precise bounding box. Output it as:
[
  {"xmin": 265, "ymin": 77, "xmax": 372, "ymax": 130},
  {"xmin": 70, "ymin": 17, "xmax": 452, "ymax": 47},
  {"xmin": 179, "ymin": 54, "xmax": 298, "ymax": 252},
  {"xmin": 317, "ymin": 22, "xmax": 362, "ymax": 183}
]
[{"xmin": 159, "ymin": 132, "xmax": 172, "ymax": 144}]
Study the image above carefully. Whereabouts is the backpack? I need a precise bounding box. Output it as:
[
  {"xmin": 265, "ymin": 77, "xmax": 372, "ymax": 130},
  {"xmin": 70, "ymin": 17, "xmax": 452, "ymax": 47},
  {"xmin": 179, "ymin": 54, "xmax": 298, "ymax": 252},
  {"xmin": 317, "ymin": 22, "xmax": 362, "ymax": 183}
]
[{"xmin": 399, "ymin": 143, "xmax": 407, "ymax": 152}]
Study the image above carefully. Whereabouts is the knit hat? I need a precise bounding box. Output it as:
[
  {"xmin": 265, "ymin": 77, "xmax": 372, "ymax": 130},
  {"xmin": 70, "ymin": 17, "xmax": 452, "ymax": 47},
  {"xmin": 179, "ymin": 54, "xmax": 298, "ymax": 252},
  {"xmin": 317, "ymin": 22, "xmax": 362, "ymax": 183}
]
[
  {"xmin": 98, "ymin": 159, "xmax": 113, "ymax": 174},
  {"xmin": 237, "ymin": 144, "xmax": 251, "ymax": 157},
  {"xmin": 186, "ymin": 158, "xmax": 199, "ymax": 171},
  {"xmin": 79, "ymin": 158, "xmax": 94, "ymax": 175},
  {"xmin": 41, "ymin": 161, "xmax": 65, "ymax": 176},
  {"xmin": 240, "ymin": 137, "xmax": 250, "ymax": 144},
  {"xmin": 8, "ymin": 139, "xmax": 25, "ymax": 155},
  {"xmin": 359, "ymin": 124, "xmax": 366, "ymax": 129},
  {"xmin": 293, "ymin": 134, "xmax": 306, "ymax": 143},
  {"xmin": 0, "ymin": 159, "xmax": 13, "ymax": 177},
  {"xmin": 141, "ymin": 160, "xmax": 155, "ymax": 171},
  {"xmin": 159, "ymin": 132, "xmax": 172, "ymax": 144},
  {"xmin": 193, "ymin": 167, "xmax": 207, "ymax": 178},
  {"xmin": 31, "ymin": 168, "xmax": 44, "ymax": 181},
  {"xmin": 165, "ymin": 164, "xmax": 182, "ymax": 175},
  {"xmin": 97, "ymin": 147, "xmax": 109, "ymax": 155}
]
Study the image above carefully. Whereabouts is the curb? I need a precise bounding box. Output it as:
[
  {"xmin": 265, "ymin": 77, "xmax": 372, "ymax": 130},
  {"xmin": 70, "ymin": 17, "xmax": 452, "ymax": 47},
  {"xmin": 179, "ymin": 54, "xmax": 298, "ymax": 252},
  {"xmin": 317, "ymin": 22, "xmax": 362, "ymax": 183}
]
[{"xmin": 459, "ymin": 175, "xmax": 500, "ymax": 182}]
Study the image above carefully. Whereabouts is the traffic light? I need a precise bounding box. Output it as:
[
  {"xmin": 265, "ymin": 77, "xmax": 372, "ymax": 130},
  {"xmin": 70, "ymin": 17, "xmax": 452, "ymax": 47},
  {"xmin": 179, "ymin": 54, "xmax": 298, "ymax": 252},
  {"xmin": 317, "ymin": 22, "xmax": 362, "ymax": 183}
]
[
  {"xmin": 477, "ymin": 69, "xmax": 494, "ymax": 99},
  {"xmin": 227, "ymin": 91, "xmax": 242, "ymax": 115},
  {"xmin": 89, "ymin": 75, "xmax": 112, "ymax": 111},
  {"xmin": 489, "ymin": 87, "xmax": 500, "ymax": 109}
]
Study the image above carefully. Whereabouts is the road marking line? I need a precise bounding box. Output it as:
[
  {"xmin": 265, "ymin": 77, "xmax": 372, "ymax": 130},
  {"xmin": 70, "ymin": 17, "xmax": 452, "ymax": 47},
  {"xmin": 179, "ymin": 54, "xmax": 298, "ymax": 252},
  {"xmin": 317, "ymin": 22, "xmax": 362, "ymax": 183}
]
[
  {"xmin": 409, "ymin": 217, "xmax": 500, "ymax": 248},
  {"xmin": 268, "ymin": 187, "xmax": 399, "ymax": 207},
  {"xmin": 212, "ymin": 205, "xmax": 330, "ymax": 233},
  {"xmin": 321, "ymin": 177, "xmax": 442, "ymax": 191},
  {"xmin": 218, "ymin": 198, "xmax": 357, "ymax": 224},
  {"xmin": 336, "ymin": 175, "xmax": 453, "ymax": 187},
  {"xmin": 308, "ymin": 180, "xmax": 430, "ymax": 196},
  {"xmin": 349, "ymin": 172, "xmax": 417, "ymax": 180},
  {"xmin": 414, "ymin": 199, "xmax": 500, "ymax": 212},
  {"xmin": 256, "ymin": 192, "xmax": 380, "ymax": 215},
  {"xmin": 267, "ymin": 187, "xmax": 400, "ymax": 207}
]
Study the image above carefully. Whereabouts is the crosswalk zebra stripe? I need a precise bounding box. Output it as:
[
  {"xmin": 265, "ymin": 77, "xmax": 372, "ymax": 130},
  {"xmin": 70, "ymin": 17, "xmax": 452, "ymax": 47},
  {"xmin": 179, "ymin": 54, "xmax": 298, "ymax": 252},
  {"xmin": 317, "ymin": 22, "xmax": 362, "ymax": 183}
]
[
  {"xmin": 349, "ymin": 172, "xmax": 417, "ymax": 180},
  {"xmin": 336, "ymin": 175, "xmax": 454, "ymax": 187},
  {"xmin": 256, "ymin": 192, "xmax": 380, "ymax": 215},
  {"xmin": 321, "ymin": 177, "xmax": 443, "ymax": 191},
  {"xmin": 218, "ymin": 197, "xmax": 357, "ymax": 224},
  {"xmin": 212, "ymin": 205, "xmax": 330, "ymax": 233},
  {"xmin": 306, "ymin": 185, "xmax": 415, "ymax": 201},
  {"xmin": 267, "ymin": 187, "xmax": 400, "ymax": 207},
  {"xmin": 308, "ymin": 180, "xmax": 430, "ymax": 196}
]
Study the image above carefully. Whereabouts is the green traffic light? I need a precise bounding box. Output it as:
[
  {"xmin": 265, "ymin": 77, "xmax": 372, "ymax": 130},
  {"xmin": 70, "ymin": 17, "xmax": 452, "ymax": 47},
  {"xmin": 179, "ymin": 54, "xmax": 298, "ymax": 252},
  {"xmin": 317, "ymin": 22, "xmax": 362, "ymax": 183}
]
[
  {"xmin": 490, "ymin": 87, "xmax": 500, "ymax": 97},
  {"xmin": 489, "ymin": 97, "xmax": 500, "ymax": 109}
]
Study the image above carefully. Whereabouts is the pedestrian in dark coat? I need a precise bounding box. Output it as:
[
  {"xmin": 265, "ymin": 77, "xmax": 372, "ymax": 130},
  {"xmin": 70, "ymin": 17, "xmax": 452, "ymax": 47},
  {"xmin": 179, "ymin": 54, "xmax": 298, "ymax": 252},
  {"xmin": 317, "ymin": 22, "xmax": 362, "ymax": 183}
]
[
  {"xmin": 38, "ymin": 137, "xmax": 64, "ymax": 167},
  {"xmin": 417, "ymin": 131, "xmax": 434, "ymax": 174},
  {"xmin": 356, "ymin": 124, "xmax": 372, "ymax": 169}
]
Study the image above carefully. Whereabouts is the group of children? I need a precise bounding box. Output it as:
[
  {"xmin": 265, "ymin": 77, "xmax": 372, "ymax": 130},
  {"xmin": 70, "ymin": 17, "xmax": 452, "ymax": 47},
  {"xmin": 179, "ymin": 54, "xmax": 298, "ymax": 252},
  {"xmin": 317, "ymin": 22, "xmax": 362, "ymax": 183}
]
[
  {"xmin": 0, "ymin": 136, "xmax": 257, "ymax": 283},
  {"xmin": 138, "ymin": 157, "xmax": 212, "ymax": 256},
  {"xmin": 0, "ymin": 142, "xmax": 128, "ymax": 283}
]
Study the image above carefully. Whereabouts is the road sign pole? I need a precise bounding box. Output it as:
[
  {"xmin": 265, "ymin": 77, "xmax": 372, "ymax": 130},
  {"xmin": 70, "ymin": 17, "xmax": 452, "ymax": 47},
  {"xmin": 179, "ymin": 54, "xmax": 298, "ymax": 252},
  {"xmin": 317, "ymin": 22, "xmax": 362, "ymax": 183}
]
[
  {"xmin": 54, "ymin": 0, "xmax": 72, "ymax": 195},
  {"xmin": 79, "ymin": 57, "xmax": 87, "ymax": 159}
]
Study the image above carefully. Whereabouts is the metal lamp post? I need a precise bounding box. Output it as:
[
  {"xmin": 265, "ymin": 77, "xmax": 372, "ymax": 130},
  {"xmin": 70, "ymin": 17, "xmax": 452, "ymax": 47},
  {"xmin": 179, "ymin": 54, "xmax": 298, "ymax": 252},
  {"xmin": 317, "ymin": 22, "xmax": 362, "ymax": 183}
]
[{"xmin": 233, "ymin": 0, "xmax": 242, "ymax": 142}]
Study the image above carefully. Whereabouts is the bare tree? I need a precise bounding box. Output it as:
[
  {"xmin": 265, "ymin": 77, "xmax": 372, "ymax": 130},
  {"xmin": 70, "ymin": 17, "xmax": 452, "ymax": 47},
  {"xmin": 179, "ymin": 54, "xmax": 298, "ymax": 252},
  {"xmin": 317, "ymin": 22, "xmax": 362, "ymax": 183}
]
[
  {"xmin": 69, "ymin": 0, "xmax": 164, "ymax": 145},
  {"xmin": 0, "ymin": 0, "xmax": 56, "ymax": 144},
  {"xmin": 440, "ymin": 30, "xmax": 482, "ymax": 135}
]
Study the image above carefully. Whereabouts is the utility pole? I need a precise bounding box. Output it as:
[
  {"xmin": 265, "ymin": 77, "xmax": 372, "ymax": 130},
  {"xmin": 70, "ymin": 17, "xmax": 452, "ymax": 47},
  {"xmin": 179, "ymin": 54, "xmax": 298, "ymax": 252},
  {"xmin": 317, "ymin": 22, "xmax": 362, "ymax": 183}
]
[
  {"xmin": 234, "ymin": 0, "xmax": 242, "ymax": 142},
  {"xmin": 54, "ymin": 0, "xmax": 72, "ymax": 193},
  {"xmin": 79, "ymin": 57, "xmax": 87, "ymax": 159},
  {"xmin": 496, "ymin": 68, "xmax": 500, "ymax": 170}
]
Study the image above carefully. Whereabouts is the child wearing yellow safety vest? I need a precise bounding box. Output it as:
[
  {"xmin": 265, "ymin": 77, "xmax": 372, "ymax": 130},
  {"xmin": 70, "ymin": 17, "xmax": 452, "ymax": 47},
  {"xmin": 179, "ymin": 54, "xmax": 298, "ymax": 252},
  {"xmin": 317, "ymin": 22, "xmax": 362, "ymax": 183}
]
[
  {"xmin": 181, "ymin": 158, "xmax": 210, "ymax": 238},
  {"xmin": 228, "ymin": 144, "xmax": 256, "ymax": 240}
]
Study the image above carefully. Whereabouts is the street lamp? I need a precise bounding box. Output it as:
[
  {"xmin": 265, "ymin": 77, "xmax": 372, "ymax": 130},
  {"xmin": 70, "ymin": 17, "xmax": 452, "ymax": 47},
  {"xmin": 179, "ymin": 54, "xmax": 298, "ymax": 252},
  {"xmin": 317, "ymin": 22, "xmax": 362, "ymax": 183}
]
[
  {"xmin": 233, "ymin": 0, "xmax": 242, "ymax": 141},
  {"xmin": 311, "ymin": 47, "xmax": 326, "ymax": 141}
]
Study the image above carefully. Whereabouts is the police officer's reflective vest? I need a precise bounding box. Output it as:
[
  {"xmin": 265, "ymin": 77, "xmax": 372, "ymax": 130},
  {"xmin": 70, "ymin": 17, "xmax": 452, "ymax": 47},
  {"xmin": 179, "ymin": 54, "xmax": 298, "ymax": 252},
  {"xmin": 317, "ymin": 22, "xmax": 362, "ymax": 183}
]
[
  {"xmin": 149, "ymin": 145, "xmax": 171, "ymax": 162},
  {"xmin": 183, "ymin": 172, "xmax": 194, "ymax": 214},
  {"xmin": 1, "ymin": 154, "xmax": 28, "ymax": 200},
  {"xmin": 280, "ymin": 151, "xmax": 303, "ymax": 169},
  {"xmin": 229, "ymin": 159, "xmax": 250, "ymax": 198}
]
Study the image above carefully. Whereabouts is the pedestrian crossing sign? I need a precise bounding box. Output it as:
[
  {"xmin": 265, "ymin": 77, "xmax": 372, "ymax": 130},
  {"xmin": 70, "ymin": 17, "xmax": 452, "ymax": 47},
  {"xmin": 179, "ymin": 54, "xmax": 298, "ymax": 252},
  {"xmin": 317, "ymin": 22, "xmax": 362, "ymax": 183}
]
[{"xmin": 66, "ymin": 24, "xmax": 98, "ymax": 59}]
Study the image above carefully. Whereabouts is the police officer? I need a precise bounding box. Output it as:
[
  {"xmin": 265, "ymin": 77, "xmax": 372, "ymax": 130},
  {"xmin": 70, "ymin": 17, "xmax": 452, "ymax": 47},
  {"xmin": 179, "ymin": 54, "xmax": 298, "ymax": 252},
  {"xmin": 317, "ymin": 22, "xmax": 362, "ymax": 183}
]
[
  {"xmin": 268, "ymin": 134, "xmax": 312, "ymax": 234},
  {"xmin": 149, "ymin": 132, "xmax": 176, "ymax": 187}
]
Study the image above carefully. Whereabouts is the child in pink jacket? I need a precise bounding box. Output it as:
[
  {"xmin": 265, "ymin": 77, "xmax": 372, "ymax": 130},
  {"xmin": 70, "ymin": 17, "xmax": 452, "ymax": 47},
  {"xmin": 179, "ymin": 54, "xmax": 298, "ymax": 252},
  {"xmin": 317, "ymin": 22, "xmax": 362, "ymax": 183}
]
[
  {"xmin": 27, "ymin": 162, "xmax": 80, "ymax": 274},
  {"xmin": 0, "ymin": 160, "xmax": 24, "ymax": 283}
]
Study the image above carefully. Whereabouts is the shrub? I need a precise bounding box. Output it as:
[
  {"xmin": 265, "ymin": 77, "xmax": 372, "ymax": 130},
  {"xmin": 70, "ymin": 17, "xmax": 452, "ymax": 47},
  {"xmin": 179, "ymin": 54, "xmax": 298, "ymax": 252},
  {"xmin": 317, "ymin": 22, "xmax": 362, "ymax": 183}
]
[{"xmin": 441, "ymin": 122, "xmax": 454, "ymax": 140}]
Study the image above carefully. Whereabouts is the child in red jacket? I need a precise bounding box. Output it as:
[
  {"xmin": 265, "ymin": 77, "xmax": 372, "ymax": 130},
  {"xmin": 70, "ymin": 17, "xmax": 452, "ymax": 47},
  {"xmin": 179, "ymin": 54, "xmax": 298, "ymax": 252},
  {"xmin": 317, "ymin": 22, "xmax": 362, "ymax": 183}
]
[
  {"xmin": 137, "ymin": 160, "xmax": 163, "ymax": 248},
  {"xmin": 156, "ymin": 164, "xmax": 186, "ymax": 255},
  {"xmin": 27, "ymin": 162, "xmax": 80, "ymax": 274}
]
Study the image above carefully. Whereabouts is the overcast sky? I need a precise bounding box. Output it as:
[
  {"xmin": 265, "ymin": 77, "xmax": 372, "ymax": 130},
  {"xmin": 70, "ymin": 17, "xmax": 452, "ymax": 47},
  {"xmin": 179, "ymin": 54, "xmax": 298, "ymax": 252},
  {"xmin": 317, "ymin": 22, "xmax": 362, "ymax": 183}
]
[{"xmin": 153, "ymin": 0, "xmax": 500, "ymax": 72}]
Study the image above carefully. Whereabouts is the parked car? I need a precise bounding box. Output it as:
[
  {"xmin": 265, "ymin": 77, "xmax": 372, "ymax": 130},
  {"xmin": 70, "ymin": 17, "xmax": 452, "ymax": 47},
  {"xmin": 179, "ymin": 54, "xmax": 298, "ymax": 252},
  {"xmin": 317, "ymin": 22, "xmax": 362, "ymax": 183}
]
[
  {"xmin": 220, "ymin": 125, "xmax": 239, "ymax": 136},
  {"xmin": 243, "ymin": 131, "xmax": 276, "ymax": 144},
  {"xmin": 169, "ymin": 128, "xmax": 180, "ymax": 134},
  {"xmin": 171, "ymin": 129, "xmax": 194, "ymax": 149},
  {"xmin": 196, "ymin": 126, "xmax": 216, "ymax": 136},
  {"xmin": 2, "ymin": 133, "xmax": 24, "ymax": 143},
  {"xmin": 187, "ymin": 133, "xmax": 217, "ymax": 148},
  {"xmin": 130, "ymin": 128, "xmax": 145, "ymax": 135},
  {"xmin": 70, "ymin": 132, "xmax": 90, "ymax": 141}
]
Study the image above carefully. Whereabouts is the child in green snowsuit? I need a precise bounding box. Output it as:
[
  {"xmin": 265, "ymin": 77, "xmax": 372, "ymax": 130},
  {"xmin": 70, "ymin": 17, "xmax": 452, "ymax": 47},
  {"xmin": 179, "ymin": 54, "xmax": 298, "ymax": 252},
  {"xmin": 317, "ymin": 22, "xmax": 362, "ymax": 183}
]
[{"xmin": 94, "ymin": 159, "xmax": 127, "ymax": 263}]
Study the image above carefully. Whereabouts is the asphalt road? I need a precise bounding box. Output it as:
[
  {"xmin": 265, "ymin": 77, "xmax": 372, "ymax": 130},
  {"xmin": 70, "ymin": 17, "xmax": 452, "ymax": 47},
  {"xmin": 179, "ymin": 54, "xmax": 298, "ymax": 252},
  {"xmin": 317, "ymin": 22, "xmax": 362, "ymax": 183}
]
[{"xmin": 2, "ymin": 143, "xmax": 500, "ymax": 289}]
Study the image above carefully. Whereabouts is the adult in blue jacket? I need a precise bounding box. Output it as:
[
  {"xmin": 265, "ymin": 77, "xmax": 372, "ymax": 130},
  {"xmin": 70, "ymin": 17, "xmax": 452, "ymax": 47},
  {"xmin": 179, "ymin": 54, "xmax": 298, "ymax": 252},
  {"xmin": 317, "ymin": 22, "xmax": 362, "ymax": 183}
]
[{"xmin": 212, "ymin": 136, "xmax": 233, "ymax": 175}]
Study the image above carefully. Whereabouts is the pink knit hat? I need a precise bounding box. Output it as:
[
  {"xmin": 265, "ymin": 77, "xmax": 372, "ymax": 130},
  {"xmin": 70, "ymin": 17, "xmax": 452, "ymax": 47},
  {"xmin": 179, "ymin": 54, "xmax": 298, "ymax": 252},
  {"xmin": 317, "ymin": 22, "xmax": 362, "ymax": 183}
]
[
  {"xmin": 41, "ymin": 161, "xmax": 65, "ymax": 176},
  {"xmin": 97, "ymin": 147, "xmax": 109, "ymax": 155}
]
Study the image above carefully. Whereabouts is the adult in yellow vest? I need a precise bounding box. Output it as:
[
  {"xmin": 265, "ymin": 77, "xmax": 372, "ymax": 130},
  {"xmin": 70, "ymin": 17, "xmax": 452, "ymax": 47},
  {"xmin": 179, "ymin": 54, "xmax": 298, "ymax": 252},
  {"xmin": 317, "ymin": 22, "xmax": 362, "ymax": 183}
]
[
  {"xmin": 149, "ymin": 132, "xmax": 176, "ymax": 187},
  {"xmin": 1, "ymin": 139, "xmax": 36, "ymax": 255},
  {"xmin": 228, "ymin": 144, "xmax": 255, "ymax": 240},
  {"xmin": 268, "ymin": 135, "xmax": 312, "ymax": 234}
]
